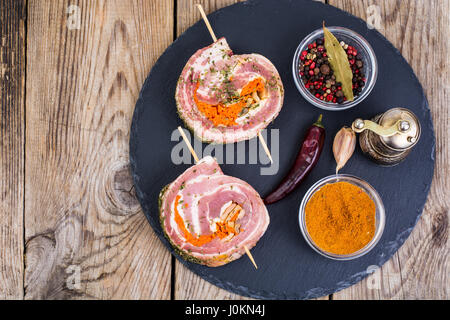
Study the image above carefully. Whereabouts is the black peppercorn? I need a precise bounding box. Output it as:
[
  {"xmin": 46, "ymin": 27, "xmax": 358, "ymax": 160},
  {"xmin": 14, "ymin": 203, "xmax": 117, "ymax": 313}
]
[{"xmin": 320, "ymin": 64, "xmax": 330, "ymax": 75}]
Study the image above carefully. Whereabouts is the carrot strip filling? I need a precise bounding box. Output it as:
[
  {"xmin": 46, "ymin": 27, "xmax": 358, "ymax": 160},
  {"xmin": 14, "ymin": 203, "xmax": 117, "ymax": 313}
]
[
  {"xmin": 174, "ymin": 195, "xmax": 242, "ymax": 247},
  {"xmin": 194, "ymin": 78, "xmax": 265, "ymax": 127}
]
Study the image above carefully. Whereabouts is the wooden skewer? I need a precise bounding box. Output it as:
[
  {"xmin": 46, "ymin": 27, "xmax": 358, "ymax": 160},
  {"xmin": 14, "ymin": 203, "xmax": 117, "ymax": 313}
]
[
  {"xmin": 196, "ymin": 4, "xmax": 217, "ymax": 42},
  {"xmin": 177, "ymin": 126, "xmax": 200, "ymax": 163},
  {"xmin": 177, "ymin": 124, "xmax": 257, "ymax": 269},
  {"xmin": 258, "ymin": 131, "xmax": 273, "ymax": 164},
  {"xmin": 243, "ymin": 246, "xmax": 258, "ymax": 269},
  {"xmin": 227, "ymin": 203, "xmax": 257, "ymax": 269},
  {"xmin": 195, "ymin": 4, "xmax": 273, "ymax": 165}
]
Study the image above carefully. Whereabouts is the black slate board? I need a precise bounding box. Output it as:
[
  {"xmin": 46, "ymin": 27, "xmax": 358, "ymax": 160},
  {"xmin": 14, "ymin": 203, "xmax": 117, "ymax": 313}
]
[{"xmin": 129, "ymin": 0, "xmax": 435, "ymax": 299}]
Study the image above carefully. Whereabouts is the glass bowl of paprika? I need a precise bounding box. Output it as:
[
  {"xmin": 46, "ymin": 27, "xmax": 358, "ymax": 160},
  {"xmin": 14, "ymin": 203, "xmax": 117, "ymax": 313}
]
[
  {"xmin": 298, "ymin": 174, "xmax": 385, "ymax": 260},
  {"xmin": 292, "ymin": 26, "xmax": 378, "ymax": 111}
]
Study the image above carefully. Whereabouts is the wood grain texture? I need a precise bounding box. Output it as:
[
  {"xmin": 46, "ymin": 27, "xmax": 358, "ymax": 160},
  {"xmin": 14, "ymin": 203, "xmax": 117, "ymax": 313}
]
[
  {"xmin": 24, "ymin": 0, "xmax": 173, "ymax": 299},
  {"xmin": 0, "ymin": 0, "xmax": 446, "ymax": 300},
  {"xmin": 329, "ymin": 0, "xmax": 449, "ymax": 299},
  {"xmin": 0, "ymin": 0, "xmax": 26, "ymax": 300},
  {"xmin": 173, "ymin": 0, "xmax": 329, "ymax": 300}
]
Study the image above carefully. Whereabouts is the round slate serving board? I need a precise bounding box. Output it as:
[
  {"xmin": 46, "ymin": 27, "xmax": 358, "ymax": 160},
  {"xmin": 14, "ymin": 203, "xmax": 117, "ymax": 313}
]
[{"xmin": 130, "ymin": 0, "xmax": 435, "ymax": 299}]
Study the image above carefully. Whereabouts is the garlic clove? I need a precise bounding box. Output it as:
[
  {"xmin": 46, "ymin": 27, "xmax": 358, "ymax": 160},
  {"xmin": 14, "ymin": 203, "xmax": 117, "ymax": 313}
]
[{"xmin": 333, "ymin": 126, "xmax": 356, "ymax": 174}]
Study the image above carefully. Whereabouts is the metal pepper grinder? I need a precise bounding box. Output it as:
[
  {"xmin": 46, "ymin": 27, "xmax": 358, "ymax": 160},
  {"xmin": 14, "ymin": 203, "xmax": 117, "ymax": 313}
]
[{"xmin": 351, "ymin": 108, "xmax": 421, "ymax": 166}]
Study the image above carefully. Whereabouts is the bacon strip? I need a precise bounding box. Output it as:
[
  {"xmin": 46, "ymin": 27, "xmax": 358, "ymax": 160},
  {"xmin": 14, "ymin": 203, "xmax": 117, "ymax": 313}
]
[
  {"xmin": 159, "ymin": 156, "xmax": 270, "ymax": 267},
  {"xmin": 175, "ymin": 38, "xmax": 284, "ymax": 144}
]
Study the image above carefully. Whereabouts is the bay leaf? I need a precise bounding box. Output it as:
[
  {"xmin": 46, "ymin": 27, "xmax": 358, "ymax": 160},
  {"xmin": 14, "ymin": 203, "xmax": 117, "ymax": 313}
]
[{"xmin": 323, "ymin": 23, "xmax": 354, "ymax": 101}]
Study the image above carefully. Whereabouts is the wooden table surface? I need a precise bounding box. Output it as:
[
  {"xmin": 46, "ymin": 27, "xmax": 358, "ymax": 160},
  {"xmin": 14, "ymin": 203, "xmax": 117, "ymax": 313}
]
[{"xmin": 1, "ymin": 0, "xmax": 448, "ymax": 300}]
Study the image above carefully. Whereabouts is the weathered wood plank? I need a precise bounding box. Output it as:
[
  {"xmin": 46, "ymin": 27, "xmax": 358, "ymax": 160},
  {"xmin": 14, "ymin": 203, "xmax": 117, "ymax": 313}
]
[
  {"xmin": 24, "ymin": 0, "xmax": 173, "ymax": 299},
  {"xmin": 329, "ymin": 0, "xmax": 449, "ymax": 299},
  {"xmin": 0, "ymin": 0, "xmax": 26, "ymax": 300}
]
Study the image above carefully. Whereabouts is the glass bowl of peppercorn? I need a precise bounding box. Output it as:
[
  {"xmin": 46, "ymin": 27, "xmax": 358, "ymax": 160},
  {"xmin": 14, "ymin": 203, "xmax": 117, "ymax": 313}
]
[
  {"xmin": 293, "ymin": 26, "xmax": 378, "ymax": 110},
  {"xmin": 298, "ymin": 174, "xmax": 385, "ymax": 261}
]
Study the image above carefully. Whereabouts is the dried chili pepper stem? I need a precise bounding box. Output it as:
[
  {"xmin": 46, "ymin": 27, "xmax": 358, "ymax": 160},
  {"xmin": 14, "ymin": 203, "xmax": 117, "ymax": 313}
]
[{"xmin": 313, "ymin": 114, "xmax": 324, "ymax": 128}]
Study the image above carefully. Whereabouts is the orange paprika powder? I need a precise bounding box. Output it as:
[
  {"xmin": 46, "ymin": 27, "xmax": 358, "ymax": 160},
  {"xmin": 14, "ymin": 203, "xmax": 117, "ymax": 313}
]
[
  {"xmin": 305, "ymin": 182, "xmax": 376, "ymax": 255},
  {"xmin": 194, "ymin": 78, "xmax": 265, "ymax": 127}
]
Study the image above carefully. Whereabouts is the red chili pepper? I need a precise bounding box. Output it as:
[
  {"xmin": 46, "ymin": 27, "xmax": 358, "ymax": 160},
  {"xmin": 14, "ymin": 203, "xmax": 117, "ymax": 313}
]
[{"xmin": 264, "ymin": 115, "xmax": 325, "ymax": 205}]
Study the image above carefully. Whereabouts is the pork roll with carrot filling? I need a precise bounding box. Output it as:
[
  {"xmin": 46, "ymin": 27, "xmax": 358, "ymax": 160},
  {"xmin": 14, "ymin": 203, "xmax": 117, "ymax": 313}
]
[
  {"xmin": 159, "ymin": 156, "xmax": 270, "ymax": 267},
  {"xmin": 176, "ymin": 38, "xmax": 284, "ymax": 144}
]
